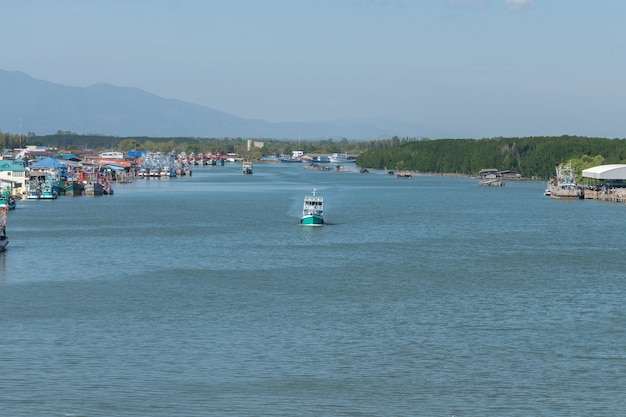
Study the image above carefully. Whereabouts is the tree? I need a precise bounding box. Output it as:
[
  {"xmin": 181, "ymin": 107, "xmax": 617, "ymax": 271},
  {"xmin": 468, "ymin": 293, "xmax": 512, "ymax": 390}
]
[{"xmin": 117, "ymin": 138, "xmax": 141, "ymax": 152}]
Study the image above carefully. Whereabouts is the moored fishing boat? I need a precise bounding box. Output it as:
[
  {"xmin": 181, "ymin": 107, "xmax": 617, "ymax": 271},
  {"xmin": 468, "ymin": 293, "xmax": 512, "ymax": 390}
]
[
  {"xmin": 26, "ymin": 180, "xmax": 40, "ymax": 200},
  {"xmin": 27, "ymin": 177, "xmax": 57, "ymax": 200},
  {"xmin": 300, "ymin": 188, "xmax": 324, "ymax": 226},
  {"xmin": 84, "ymin": 180, "xmax": 104, "ymax": 196},
  {"xmin": 281, "ymin": 150, "xmax": 303, "ymax": 163},
  {"xmin": 64, "ymin": 181, "xmax": 85, "ymax": 196},
  {"xmin": 547, "ymin": 162, "xmax": 583, "ymax": 199},
  {"xmin": 329, "ymin": 153, "xmax": 347, "ymax": 164},
  {"xmin": 40, "ymin": 179, "xmax": 58, "ymax": 199},
  {"xmin": 280, "ymin": 156, "xmax": 302, "ymax": 163}
]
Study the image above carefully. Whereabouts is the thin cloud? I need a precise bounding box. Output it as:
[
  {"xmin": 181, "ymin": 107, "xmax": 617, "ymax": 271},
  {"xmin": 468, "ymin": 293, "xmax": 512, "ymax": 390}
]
[{"xmin": 505, "ymin": 0, "xmax": 535, "ymax": 11}]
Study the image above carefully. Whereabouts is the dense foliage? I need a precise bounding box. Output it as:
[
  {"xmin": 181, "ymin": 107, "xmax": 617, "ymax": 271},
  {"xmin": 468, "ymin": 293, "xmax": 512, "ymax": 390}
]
[
  {"xmin": 356, "ymin": 136, "xmax": 626, "ymax": 179},
  {"xmin": 2, "ymin": 130, "xmax": 626, "ymax": 179}
]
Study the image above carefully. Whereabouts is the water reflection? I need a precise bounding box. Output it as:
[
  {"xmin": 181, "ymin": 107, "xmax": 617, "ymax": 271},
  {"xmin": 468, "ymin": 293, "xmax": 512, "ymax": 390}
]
[{"xmin": 0, "ymin": 252, "xmax": 6, "ymax": 281}]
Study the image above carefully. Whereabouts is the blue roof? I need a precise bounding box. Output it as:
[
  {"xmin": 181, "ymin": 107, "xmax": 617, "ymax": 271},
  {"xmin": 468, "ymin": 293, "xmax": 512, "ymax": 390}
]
[
  {"xmin": 102, "ymin": 164, "xmax": 125, "ymax": 171},
  {"xmin": 0, "ymin": 161, "xmax": 27, "ymax": 172},
  {"xmin": 54, "ymin": 154, "xmax": 77, "ymax": 160},
  {"xmin": 30, "ymin": 157, "xmax": 67, "ymax": 168}
]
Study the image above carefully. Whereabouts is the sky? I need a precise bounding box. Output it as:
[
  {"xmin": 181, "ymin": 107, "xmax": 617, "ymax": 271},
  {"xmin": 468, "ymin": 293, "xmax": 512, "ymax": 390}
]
[{"xmin": 3, "ymin": 0, "xmax": 626, "ymax": 138}]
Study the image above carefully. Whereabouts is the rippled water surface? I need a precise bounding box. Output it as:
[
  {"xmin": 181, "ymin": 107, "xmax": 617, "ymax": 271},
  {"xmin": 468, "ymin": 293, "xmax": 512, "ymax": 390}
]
[{"xmin": 1, "ymin": 163, "xmax": 625, "ymax": 416}]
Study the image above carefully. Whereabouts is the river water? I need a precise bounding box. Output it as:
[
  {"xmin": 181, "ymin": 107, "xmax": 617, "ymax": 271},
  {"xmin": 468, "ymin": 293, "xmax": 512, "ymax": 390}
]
[{"xmin": 1, "ymin": 162, "xmax": 625, "ymax": 416}]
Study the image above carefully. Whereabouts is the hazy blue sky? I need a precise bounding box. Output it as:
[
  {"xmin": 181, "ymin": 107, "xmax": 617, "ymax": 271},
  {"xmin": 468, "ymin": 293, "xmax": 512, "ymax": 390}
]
[{"xmin": 3, "ymin": 0, "xmax": 626, "ymax": 138}]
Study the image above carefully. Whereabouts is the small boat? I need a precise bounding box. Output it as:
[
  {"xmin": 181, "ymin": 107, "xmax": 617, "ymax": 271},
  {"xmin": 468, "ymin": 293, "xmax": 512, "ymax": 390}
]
[
  {"xmin": 305, "ymin": 163, "xmax": 331, "ymax": 171},
  {"xmin": 310, "ymin": 155, "xmax": 330, "ymax": 163},
  {"xmin": 300, "ymin": 188, "xmax": 324, "ymax": 227},
  {"xmin": 478, "ymin": 178, "xmax": 505, "ymax": 186},
  {"xmin": 477, "ymin": 169, "xmax": 504, "ymax": 186},
  {"xmin": 242, "ymin": 161, "xmax": 253, "ymax": 175},
  {"xmin": 329, "ymin": 153, "xmax": 356, "ymax": 164},
  {"xmin": 0, "ymin": 189, "xmax": 16, "ymax": 210},
  {"xmin": 280, "ymin": 156, "xmax": 302, "ymax": 163},
  {"xmin": 0, "ymin": 207, "xmax": 8, "ymax": 252}
]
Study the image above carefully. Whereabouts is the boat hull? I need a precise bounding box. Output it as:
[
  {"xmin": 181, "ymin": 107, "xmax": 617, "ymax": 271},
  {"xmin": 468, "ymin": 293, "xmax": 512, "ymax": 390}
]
[
  {"xmin": 0, "ymin": 199, "xmax": 16, "ymax": 210},
  {"xmin": 84, "ymin": 182, "xmax": 104, "ymax": 196},
  {"xmin": 40, "ymin": 191, "xmax": 57, "ymax": 200},
  {"xmin": 65, "ymin": 182, "xmax": 85, "ymax": 196},
  {"xmin": 548, "ymin": 185, "xmax": 582, "ymax": 199},
  {"xmin": 300, "ymin": 214, "xmax": 324, "ymax": 226},
  {"xmin": 549, "ymin": 192, "xmax": 582, "ymax": 199}
]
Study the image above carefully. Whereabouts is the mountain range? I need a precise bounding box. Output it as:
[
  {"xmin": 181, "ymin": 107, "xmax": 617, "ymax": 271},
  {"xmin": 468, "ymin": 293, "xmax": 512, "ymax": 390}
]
[{"xmin": 0, "ymin": 69, "xmax": 444, "ymax": 140}]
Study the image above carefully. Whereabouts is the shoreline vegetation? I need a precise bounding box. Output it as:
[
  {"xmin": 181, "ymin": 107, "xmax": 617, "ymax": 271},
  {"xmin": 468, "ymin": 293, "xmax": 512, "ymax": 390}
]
[{"xmin": 2, "ymin": 131, "xmax": 625, "ymax": 180}]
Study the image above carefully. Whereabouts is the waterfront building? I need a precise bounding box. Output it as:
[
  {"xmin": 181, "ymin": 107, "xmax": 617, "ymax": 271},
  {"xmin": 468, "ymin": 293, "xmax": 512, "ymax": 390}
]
[{"xmin": 0, "ymin": 160, "xmax": 28, "ymax": 195}]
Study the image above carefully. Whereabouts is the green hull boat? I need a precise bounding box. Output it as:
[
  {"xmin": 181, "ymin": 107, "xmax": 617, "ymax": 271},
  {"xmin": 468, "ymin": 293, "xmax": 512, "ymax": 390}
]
[{"xmin": 300, "ymin": 188, "xmax": 324, "ymax": 226}]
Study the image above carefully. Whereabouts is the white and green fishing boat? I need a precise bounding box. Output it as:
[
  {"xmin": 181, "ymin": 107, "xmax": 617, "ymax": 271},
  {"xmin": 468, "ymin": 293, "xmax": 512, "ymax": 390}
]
[{"xmin": 300, "ymin": 188, "xmax": 324, "ymax": 226}]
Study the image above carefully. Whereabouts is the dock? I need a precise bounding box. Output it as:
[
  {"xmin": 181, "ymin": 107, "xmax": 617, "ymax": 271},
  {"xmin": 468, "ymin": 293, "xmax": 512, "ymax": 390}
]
[{"xmin": 582, "ymin": 188, "xmax": 626, "ymax": 203}]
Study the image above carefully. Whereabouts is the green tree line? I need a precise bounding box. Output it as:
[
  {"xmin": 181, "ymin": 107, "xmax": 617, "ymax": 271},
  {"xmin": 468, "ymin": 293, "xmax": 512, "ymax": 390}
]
[{"xmin": 356, "ymin": 135, "xmax": 626, "ymax": 179}]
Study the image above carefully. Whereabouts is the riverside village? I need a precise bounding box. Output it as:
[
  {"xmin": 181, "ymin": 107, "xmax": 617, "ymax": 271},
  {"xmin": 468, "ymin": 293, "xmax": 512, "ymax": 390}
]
[
  {"xmin": 3, "ymin": 145, "xmax": 626, "ymax": 211},
  {"xmin": 0, "ymin": 145, "xmax": 360, "ymax": 206}
]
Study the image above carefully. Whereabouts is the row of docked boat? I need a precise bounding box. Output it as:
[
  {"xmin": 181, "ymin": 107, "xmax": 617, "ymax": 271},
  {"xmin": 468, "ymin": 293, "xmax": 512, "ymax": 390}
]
[
  {"xmin": 25, "ymin": 168, "xmax": 113, "ymax": 199},
  {"xmin": 136, "ymin": 152, "xmax": 193, "ymax": 178},
  {"xmin": 26, "ymin": 173, "xmax": 59, "ymax": 199},
  {"xmin": 280, "ymin": 152, "xmax": 358, "ymax": 164}
]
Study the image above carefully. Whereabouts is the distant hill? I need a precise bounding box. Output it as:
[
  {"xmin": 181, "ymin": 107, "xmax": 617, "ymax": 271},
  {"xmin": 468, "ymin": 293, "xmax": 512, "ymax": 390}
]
[{"xmin": 0, "ymin": 69, "xmax": 442, "ymax": 140}]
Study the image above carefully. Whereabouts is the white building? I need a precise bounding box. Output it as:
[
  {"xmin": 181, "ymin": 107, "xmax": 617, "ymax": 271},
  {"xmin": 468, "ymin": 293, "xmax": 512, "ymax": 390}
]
[
  {"xmin": 0, "ymin": 160, "xmax": 28, "ymax": 196},
  {"xmin": 582, "ymin": 164, "xmax": 626, "ymax": 181}
]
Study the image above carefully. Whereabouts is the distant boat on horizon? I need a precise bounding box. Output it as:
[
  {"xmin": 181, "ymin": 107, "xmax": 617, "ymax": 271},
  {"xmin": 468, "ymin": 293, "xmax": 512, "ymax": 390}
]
[{"xmin": 329, "ymin": 153, "xmax": 356, "ymax": 164}]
